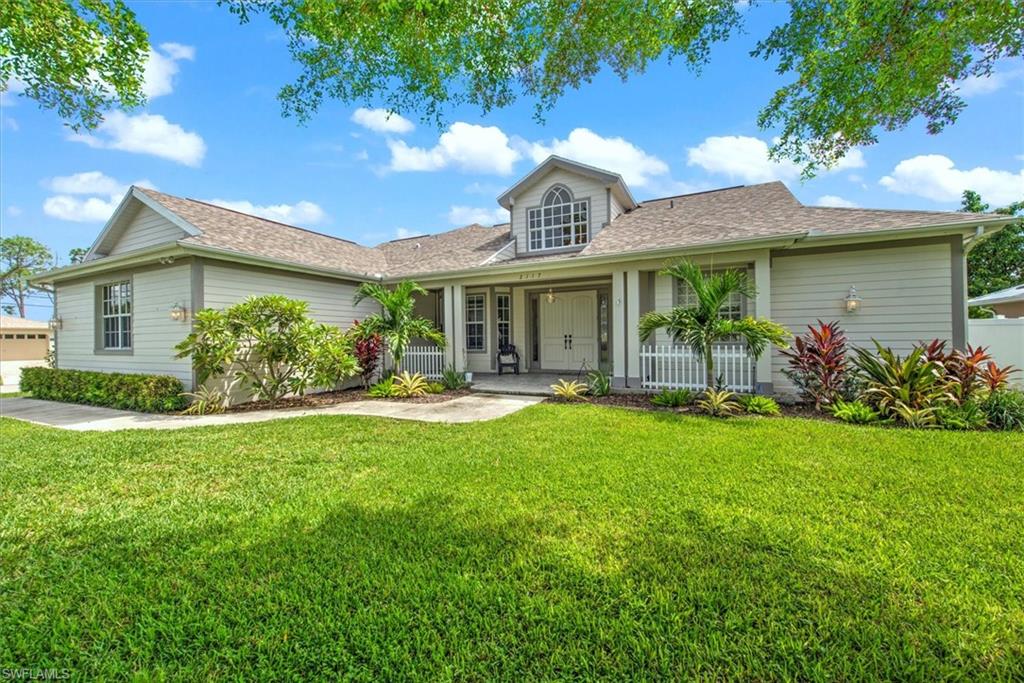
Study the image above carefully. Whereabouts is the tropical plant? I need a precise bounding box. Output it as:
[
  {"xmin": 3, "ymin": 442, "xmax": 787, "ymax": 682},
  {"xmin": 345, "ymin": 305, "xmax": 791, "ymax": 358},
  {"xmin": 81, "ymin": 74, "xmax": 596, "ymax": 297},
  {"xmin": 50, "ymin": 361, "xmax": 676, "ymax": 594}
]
[
  {"xmin": 441, "ymin": 365, "xmax": 468, "ymax": 391},
  {"xmin": 175, "ymin": 295, "xmax": 357, "ymax": 405},
  {"xmin": 696, "ymin": 388, "xmax": 740, "ymax": 417},
  {"xmin": 638, "ymin": 260, "xmax": 789, "ymax": 388},
  {"xmin": 180, "ymin": 385, "xmax": 228, "ymax": 416},
  {"xmin": 917, "ymin": 339, "xmax": 991, "ymax": 403},
  {"xmin": 935, "ymin": 401, "xmax": 988, "ymax": 431},
  {"xmin": 650, "ymin": 388, "xmax": 694, "ymax": 408},
  {"xmin": 586, "ymin": 368, "xmax": 612, "ymax": 397},
  {"xmin": 781, "ymin": 320, "xmax": 853, "ymax": 409},
  {"xmin": 980, "ymin": 361, "xmax": 1019, "ymax": 393},
  {"xmin": 393, "ymin": 371, "xmax": 429, "ymax": 398},
  {"xmin": 852, "ymin": 341, "xmax": 953, "ymax": 421},
  {"xmin": 891, "ymin": 403, "xmax": 940, "ymax": 429},
  {"xmin": 829, "ymin": 399, "xmax": 881, "ymax": 425},
  {"xmin": 980, "ymin": 390, "xmax": 1024, "ymax": 432},
  {"xmin": 426, "ymin": 382, "xmax": 445, "ymax": 395},
  {"xmin": 350, "ymin": 322, "xmax": 383, "ymax": 388},
  {"xmin": 551, "ymin": 379, "xmax": 588, "ymax": 401},
  {"xmin": 353, "ymin": 281, "xmax": 445, "ymax": 373},
  {"xmin": 738, "ymin": 394, "xmax": 780, "ymax": 416},
  {"xmin": 368, "ymin": 376, "xmax": 398, "ymax": 398}
]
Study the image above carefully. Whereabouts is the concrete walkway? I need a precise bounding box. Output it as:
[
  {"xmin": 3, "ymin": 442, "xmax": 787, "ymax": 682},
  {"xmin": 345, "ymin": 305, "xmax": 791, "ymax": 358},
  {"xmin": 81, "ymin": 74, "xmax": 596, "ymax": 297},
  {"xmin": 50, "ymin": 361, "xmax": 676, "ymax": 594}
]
[{"xmin": 0, "ymin": 394, "xmax": 543, "ymax": 432}]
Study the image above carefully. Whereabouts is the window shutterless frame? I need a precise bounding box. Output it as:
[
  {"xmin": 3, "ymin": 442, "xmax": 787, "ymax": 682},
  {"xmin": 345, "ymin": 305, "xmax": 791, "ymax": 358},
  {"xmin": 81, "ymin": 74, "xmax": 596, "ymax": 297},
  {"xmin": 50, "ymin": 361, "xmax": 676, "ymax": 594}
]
[
  {"xmin": 95, "ymin": 278, "xmax": 133, "ymax": 353},
  {"xmin": 465, "ymin": 293, "xmax": 486, "ymax": 352},
  {"xmin": 527, "ymin": 185, "xmax": 590, "ymax": 251}
]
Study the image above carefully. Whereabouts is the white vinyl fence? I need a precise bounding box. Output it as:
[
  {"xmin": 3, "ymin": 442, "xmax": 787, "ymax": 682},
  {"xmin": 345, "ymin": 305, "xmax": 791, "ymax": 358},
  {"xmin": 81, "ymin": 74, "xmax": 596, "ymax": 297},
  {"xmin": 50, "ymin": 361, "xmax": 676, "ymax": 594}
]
[
  {"xmin": 639, "ymin": 343, "xmax": 754, "ymax": 392},
  {"xmin": 395, "ymin": 345, "xmax": 446, "ymax": 379},
  {"xmin": 969, "ymin": 319, "xmax": 1024, "ymax": 388}
]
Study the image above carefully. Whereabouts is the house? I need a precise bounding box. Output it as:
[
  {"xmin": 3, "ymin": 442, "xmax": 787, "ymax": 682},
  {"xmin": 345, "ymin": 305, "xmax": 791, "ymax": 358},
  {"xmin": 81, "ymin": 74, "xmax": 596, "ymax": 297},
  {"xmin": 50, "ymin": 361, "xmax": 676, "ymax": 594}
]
[
  {"xmin": 968, "ymin": 283, "xmax": 1024, "ymax": 318},
  {"xmin": 34, "ymin": 155, "xmax": 1012, "ymax": 398},
  {"xmin": 0, "ymin": 315, "xmax": 51, "ymax": 388}
]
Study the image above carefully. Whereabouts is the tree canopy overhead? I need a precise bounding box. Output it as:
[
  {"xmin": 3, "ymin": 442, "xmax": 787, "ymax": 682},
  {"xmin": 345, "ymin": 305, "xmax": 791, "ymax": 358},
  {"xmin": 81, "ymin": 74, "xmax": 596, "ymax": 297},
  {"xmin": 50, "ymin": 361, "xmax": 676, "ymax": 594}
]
[
  {"xmin": 228, "ymin": 0, "xmax": 1024, "ymax": 175},
  {"xmin": 962, "ymin": 190, "xmax": 1024, "ymax": 317}
]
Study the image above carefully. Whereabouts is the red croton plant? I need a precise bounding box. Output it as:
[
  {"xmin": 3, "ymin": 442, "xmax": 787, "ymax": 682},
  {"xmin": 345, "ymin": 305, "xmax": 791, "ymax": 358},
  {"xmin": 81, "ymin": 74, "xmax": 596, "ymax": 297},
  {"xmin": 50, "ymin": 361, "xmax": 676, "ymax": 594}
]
[
  {"xmin": 917, "ymin": 340, "xmax": 1017, "ymax": 402},
  {"xmin": 350, "ymin": 320, "xmax": 383, "ymax": 388},
  {"xmin": 781, "ymin": 320, "xmax": 851, "ymax": 410}
]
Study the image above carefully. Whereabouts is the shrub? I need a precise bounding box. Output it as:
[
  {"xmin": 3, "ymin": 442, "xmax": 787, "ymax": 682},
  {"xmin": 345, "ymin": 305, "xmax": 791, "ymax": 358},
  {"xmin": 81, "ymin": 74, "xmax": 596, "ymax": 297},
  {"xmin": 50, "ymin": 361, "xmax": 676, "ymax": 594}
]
[
  {"xmin": 180, "ymin": 385, "xmax": 228, "ymax": 415},
  {"xmin": 781, "ymin": 320, "xmax": 853, "ymax": 409},
  {"xmin": 830, "ymin": 399, "xmax": 881, "ymax": 425},
  {"xmin": 980, "ymin": 361, "xmax": 1019, "ymax": 393},
  {"xmin": 441, "ymin": 365, "xmax": 468, "ymax": 390},
  {"xmin": 394, "ymin": 371, "xmax": 429, "ymax": 397},
  {"xmin": 368, "ymin": 376, "xmax": 398, "ymax": 398},
  {"xmin": 852, "ymin": 341, "xmax": 952, "ymax": 424},
  {"xmin": 587, "ymin": 368, "xmax": 612, "ymax": 397},
  {"xmin": 918, "ymin": 340, "xmax": 990, "ymax": 403},
  {"xmin": 738, "ymin": 394, "xmax": 780, "ymax": 416},
  {"xmin": 935, "ymin": 401, "xmax": 988, "ymax": 431},
  {"xmin": 696, "ymin": 388, "xmax": 739, "ymax": 417},
  {"xmin": 350, "ymin": 322, "xmax": 383, "ymax": 388},
  {"xmin": 650, "ymin": 388, "xmax": 693, "ymax": 408},
  {"xmin": 426, "ymin": 381, "xmax": 445, "ymax": 394},
  {"xmin": 20, "ymin": 367, "xmax": 186, "ymax": 413},
  {"xmin": 551, "ymin": 379, "xmax": 588, "ymax": 400},
  {"xmin": 980, "ymin": 390, "xmax": 1024, "ymax": 431},
  {"xmin": 175, "ymin": 295, "xmax": 357, "ymax": 405}
]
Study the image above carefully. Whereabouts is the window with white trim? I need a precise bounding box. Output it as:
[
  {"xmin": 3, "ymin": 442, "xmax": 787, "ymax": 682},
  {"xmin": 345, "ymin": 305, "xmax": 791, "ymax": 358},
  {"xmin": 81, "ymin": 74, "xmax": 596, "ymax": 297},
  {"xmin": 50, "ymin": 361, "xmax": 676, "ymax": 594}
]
[
  {"xmin": 101, "ymin": 281, "xmax": 132, "ymax": 349},
  {"xmin": 676, "ymin": 269, "xmax": 748, "ymax": 320},
  {"xmin": 496, "ymin": 293, "xmax": 511, "ymax": 347},
  {"xmin": 527, "ymin": 186, "xmax": 589, "ymax": 250},
  {"xmin": 465, "ymin": 293, "xmax": 485, "ymax": 351}
]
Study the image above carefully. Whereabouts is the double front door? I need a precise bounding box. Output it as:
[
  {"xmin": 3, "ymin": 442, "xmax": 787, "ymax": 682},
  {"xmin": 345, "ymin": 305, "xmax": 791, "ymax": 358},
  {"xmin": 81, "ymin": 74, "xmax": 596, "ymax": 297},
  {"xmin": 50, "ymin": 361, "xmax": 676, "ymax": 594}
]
[{"xmin": 540, "ymin": 290, "xmax": 598, "ymax": 370}]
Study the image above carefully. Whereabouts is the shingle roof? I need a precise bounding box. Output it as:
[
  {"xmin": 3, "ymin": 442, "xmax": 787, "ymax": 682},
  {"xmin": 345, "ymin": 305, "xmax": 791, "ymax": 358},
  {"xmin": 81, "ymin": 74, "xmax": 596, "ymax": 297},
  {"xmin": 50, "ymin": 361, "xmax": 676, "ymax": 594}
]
[
  {"xmin": 136, "ymin": 188, "xmax": 387, "ymax": 277},
  {"xmin": 131, "ymin": 181, "xmax": 998, "ymax": 281},
  {"xmin": 0, "ymin": 315, "xmax": 50, "ymax": 330}
]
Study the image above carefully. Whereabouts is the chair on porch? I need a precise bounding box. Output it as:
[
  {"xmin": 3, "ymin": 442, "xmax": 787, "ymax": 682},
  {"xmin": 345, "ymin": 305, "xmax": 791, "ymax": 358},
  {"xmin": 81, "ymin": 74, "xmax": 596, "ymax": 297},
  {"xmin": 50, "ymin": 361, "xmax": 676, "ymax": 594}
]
[{"xmin": 496, "ymin": 343, "xmax": 521, "ymax": 375}]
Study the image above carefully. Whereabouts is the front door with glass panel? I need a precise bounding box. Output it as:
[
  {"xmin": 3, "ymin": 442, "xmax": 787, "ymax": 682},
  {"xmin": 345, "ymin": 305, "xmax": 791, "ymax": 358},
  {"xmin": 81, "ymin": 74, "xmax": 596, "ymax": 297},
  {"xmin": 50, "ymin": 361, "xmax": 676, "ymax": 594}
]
[{"xmin": 540, "ymin": 290, "xmax": 598, "ymax": 370}]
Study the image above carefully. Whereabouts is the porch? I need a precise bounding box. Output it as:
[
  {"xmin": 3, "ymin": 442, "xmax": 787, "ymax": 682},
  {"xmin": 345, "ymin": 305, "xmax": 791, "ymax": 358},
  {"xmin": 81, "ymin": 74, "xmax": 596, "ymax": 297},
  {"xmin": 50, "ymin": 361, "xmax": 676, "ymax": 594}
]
[{"xmin": 468, "ymin": 371, "xmax": 587, "ymax": 396}]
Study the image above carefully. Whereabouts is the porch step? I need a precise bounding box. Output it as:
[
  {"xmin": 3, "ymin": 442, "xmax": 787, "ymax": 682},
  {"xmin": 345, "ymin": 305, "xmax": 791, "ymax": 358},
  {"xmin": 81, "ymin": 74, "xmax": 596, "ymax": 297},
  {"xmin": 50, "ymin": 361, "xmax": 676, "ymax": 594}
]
[{"xmin": 468, "ymin": 372, "xmax": 583, "ymax": 397}]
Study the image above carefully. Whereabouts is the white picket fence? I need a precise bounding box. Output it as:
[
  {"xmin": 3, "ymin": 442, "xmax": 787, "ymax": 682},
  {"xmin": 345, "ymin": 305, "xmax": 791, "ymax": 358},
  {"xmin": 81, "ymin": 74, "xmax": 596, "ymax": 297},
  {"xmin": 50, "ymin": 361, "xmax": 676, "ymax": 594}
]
[
  {"xmin": 639, "ymin": 343, "xmax": 754, "ymax": 392},
  {"xmin": 395, "ymin": 345, "xmax": 446, "ymax": 379}
]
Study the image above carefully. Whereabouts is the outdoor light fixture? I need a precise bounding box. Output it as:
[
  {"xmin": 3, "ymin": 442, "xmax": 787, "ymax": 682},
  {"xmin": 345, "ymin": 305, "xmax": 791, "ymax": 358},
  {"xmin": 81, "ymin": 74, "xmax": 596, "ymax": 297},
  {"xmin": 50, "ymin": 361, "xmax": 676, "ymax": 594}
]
[
  {"xmin": 546, "ymin": 288, "xmax": 557, "ymax": 304},
  {"xmin": 845, "ymin": 286, "xmax": 863, "ymax": 313},
  {"xmin": 48, "ymin": 316, "xmax": 63, "ymax": 331},
  {"xmin": 169, "ymin": 304, "xmax": 188, "ymax": 322}
]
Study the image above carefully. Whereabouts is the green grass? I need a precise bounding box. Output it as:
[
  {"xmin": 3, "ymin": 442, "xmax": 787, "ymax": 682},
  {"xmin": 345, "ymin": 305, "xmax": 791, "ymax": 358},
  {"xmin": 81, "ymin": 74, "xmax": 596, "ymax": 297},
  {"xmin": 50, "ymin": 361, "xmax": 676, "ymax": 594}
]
[
  {"xmin": 1, "ymin": 405, "xmax": 1022, "ymax": 679},
  {"xmin": 0, "ymin": 391, "xmax": 26, "ymax": 398}
]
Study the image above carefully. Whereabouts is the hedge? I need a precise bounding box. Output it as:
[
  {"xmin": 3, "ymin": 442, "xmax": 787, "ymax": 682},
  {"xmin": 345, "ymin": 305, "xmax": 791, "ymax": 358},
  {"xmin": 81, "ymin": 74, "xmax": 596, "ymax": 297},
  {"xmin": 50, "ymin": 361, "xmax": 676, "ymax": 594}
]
[{"xmin": 20, "ymin": 367, "xmax": 188, "ymax": 413}]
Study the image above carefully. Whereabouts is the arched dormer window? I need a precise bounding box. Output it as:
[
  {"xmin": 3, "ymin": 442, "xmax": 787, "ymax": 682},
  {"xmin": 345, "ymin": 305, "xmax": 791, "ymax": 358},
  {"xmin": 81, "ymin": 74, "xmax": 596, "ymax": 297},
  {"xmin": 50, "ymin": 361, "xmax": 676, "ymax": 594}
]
[{"xmin": 527, "ymin": 185, "xmax": 589, "ymax": 251}]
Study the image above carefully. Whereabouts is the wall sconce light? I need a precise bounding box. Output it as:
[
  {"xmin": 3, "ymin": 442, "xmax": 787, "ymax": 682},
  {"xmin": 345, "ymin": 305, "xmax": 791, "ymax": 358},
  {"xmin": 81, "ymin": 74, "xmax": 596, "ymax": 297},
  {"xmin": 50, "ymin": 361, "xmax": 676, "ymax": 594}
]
[
  {"xmin": 48, "ymin": 316, "xmax": 63, "ymax": 331},
  {"xmin": 169, "ymin": 304, "xmax": 188, "ymax": 322},
  {"xmin": 546, "ymin": 288, "xmax": 557, "ymax": 304},
  {"xmin": 844, "ymin": 286, "xmax": 863, "ymax": 313}
]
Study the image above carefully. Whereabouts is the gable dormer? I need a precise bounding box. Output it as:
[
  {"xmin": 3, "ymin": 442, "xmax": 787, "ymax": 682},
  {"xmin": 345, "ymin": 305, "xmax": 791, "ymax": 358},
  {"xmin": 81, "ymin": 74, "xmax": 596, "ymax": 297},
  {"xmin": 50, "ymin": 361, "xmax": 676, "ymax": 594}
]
[{"xmin": 497, "ymin": 156, "xmax": 637, "ymax": 256}]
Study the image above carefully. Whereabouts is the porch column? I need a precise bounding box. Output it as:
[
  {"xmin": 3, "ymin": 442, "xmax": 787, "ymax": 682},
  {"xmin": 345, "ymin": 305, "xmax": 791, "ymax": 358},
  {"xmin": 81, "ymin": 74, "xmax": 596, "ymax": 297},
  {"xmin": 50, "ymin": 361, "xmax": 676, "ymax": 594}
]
[
  {"xmin": 625, "ymin": 269, "xmax": 642, "ymax": 387},
  {"xmin": 512, "ymin": 287, "xmax": 528, "ymax": 373},
  {"xmin": 611, "ymin": 271, "xmax": 627, "ymax": 387},
  {"xmin": 754, "ymin": 250, "xmax": 773, "ymax": 394},
  {"xmin": 444, "ymin": 283, "xmax": 467, "ymax": 372}
]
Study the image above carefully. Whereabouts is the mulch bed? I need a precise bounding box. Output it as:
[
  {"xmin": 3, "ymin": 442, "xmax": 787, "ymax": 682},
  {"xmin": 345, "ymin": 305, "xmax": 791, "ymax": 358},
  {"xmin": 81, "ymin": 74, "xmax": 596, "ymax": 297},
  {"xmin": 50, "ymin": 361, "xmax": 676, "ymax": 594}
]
[
  {"xmin": 227, "ymin": 387, "xmax": 472, "ymax": 413},
  {"xmin": 550, "ymin": 392, "xmax": 833, "ymax": 420}
]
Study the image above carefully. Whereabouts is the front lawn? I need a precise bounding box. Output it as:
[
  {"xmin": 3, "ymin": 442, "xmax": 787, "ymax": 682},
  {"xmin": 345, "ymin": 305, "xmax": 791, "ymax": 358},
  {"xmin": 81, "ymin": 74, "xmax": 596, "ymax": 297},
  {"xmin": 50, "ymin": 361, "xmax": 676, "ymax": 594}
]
[{"xmin": 1, "ymin": 406, "xmax": 1021, "ymax": 679}]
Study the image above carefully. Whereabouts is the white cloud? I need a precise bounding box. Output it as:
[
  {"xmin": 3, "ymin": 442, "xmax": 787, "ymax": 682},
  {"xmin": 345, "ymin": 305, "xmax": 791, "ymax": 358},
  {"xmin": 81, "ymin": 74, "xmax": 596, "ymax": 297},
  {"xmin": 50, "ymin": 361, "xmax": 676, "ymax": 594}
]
[
  {"xmin": 2, "ymin": 116, "xmax": 17, "ymax": 131},
  {"xmin": 205, "ymin": 198, "xmax": 327, "ymax": 226},
  {"xmin": 527, "ymin": 128, "xmax": 669, "ymax": 187},
  {"xmin": 351, "ymin": 107, "xmax": 414, "ymax": 135},
  {"xmin": 0, "ymin": 77, "xmax": 26, "ymax": 107},
  {"xmin": 143, "ymin": 43, "xmax": 195, "ymax": 99},
  {"xmin": 880, "ymin": 154, "xmax": 1024, "ymax": 206},
  {"xmin": 388, "ymin": 122, "xmax": 521, "ymax": 175},
  {"xmin": 687, "ymin": 135, "xmax": 865, "ymax": 183},
  {"xmin": 395, "ymin": 227, "xmax": 417, "ymax": 239},
  {"xmin": 447, "ymin": 205, "xmax": 510, "ymax": 226},
  {"xmin": 817, "ymin": 194, "xmax": 858, "ymax": 208},
  {"xmin": 69, "ymin": 111, "xmax": 206, "ymax": 166},
  {"xmin": 7, "ymin": 205, "xmax": 23, "ymax": 217},
  {"xmin": 353, "ymin": 149, "xmax": 369, "ymax": 161},
  {"xmin": 42, "ymin": 171, "xmax": 154, "ymax": 223}
]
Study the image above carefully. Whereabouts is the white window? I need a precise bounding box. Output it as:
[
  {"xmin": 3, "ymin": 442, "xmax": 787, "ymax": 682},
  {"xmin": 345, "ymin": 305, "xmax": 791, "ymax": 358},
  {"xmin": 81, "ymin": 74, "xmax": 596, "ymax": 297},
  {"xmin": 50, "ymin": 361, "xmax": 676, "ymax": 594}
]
[
  {"xmin": 496, "ymin": 293, "xmax": 511, "ymax": 347},
  {"xmin": 101, "ymin": 281, "xmax": 132, "ymax": 349},
  {"xmin": 527, "ymin": 186, "xmax": 589, "ymax": 251},
  {"xmin": 466, "ymin": 294, "xmax": 485, "ymax": 351},
  {"xmin": 676, "ymin": 269, "xmax": 747, "ymax": 320}
]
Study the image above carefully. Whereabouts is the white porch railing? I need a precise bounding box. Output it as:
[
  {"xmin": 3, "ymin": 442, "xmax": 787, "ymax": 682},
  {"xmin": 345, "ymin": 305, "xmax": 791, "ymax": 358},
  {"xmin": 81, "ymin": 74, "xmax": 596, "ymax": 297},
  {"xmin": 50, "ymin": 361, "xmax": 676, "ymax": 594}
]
[
  {"xmin": 395, "ymin": 345, "xmax": 446, "ymax": 379},
  {"xmin": 639, "ymin": 343, "xmax": 754, "ymax": 392}
]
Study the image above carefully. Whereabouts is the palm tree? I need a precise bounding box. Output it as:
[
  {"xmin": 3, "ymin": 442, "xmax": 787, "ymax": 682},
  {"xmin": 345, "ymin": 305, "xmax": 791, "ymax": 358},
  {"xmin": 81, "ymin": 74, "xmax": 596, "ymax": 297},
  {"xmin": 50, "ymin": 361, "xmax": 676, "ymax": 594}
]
[
  {"xmin": 638, "ymin": 261, "xmax": 789, "ymax": 388},
  {"xmin": 353, "ymin": 280, "xmax": 446, "ymax": 372}
]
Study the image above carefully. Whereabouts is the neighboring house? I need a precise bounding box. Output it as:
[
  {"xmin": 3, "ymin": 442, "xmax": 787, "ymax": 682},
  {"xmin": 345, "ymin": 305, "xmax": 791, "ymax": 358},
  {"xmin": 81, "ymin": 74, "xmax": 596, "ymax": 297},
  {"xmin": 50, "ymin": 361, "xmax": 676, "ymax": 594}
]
[
  {"xmin": 968, "ymin": 283, "xmax": 1024, "ymax": 318},
  {"xmin": 34, "ymin": 155, "xmax": 1013, "ymax": 398},
  {"xmin": 0, "ymin": 315, "xmax": 51, "ymax": 387}
]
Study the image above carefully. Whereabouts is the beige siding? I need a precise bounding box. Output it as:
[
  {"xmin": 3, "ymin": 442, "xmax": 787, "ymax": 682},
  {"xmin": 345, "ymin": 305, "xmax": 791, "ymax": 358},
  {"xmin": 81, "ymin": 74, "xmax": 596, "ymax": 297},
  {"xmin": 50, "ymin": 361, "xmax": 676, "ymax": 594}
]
[
  {"xmin": 770, "ymin": 242, "xmax": 953, "ymax": 393},
  {"xmin": 108, "ymin": 205, "xmax": 187, "ymax": 255},
  {"xmin": 609, "ymin": 192, "xmax": 625, "ymax": 222},
  {"xmin": 55, "ymin": 263, "xmax": 193, "ymax": 385},
  {"xmin": 509, "ymin": 168, "xmax": 610, "ymax": 255},
  {"xmin": 202, "ymin": 263, "xmax": 378, "ymax": 327}
]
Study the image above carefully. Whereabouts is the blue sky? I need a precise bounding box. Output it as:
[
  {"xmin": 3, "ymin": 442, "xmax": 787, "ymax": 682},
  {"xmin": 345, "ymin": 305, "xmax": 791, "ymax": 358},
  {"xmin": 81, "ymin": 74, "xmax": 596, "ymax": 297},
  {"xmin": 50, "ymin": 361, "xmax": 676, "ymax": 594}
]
[{"xmin": 2, "ymin": 2, "xmax": 1022, "ymax": 319}]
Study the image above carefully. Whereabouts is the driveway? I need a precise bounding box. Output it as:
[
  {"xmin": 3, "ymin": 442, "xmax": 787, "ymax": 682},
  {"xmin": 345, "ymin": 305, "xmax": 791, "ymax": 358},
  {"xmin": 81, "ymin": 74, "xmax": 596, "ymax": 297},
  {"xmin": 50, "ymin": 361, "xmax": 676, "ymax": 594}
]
[{"xmin": 0, "ymin": 394, "xmax": 543, "ymax": 432}]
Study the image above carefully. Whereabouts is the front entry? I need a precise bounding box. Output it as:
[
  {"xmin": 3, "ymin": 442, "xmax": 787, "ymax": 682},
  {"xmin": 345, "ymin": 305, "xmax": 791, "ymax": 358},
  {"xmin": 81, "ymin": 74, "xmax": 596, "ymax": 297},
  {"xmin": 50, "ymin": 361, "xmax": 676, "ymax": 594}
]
[{"xmin": 539, "ymin": 290, "xmax": 598, "ymax": 370}]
